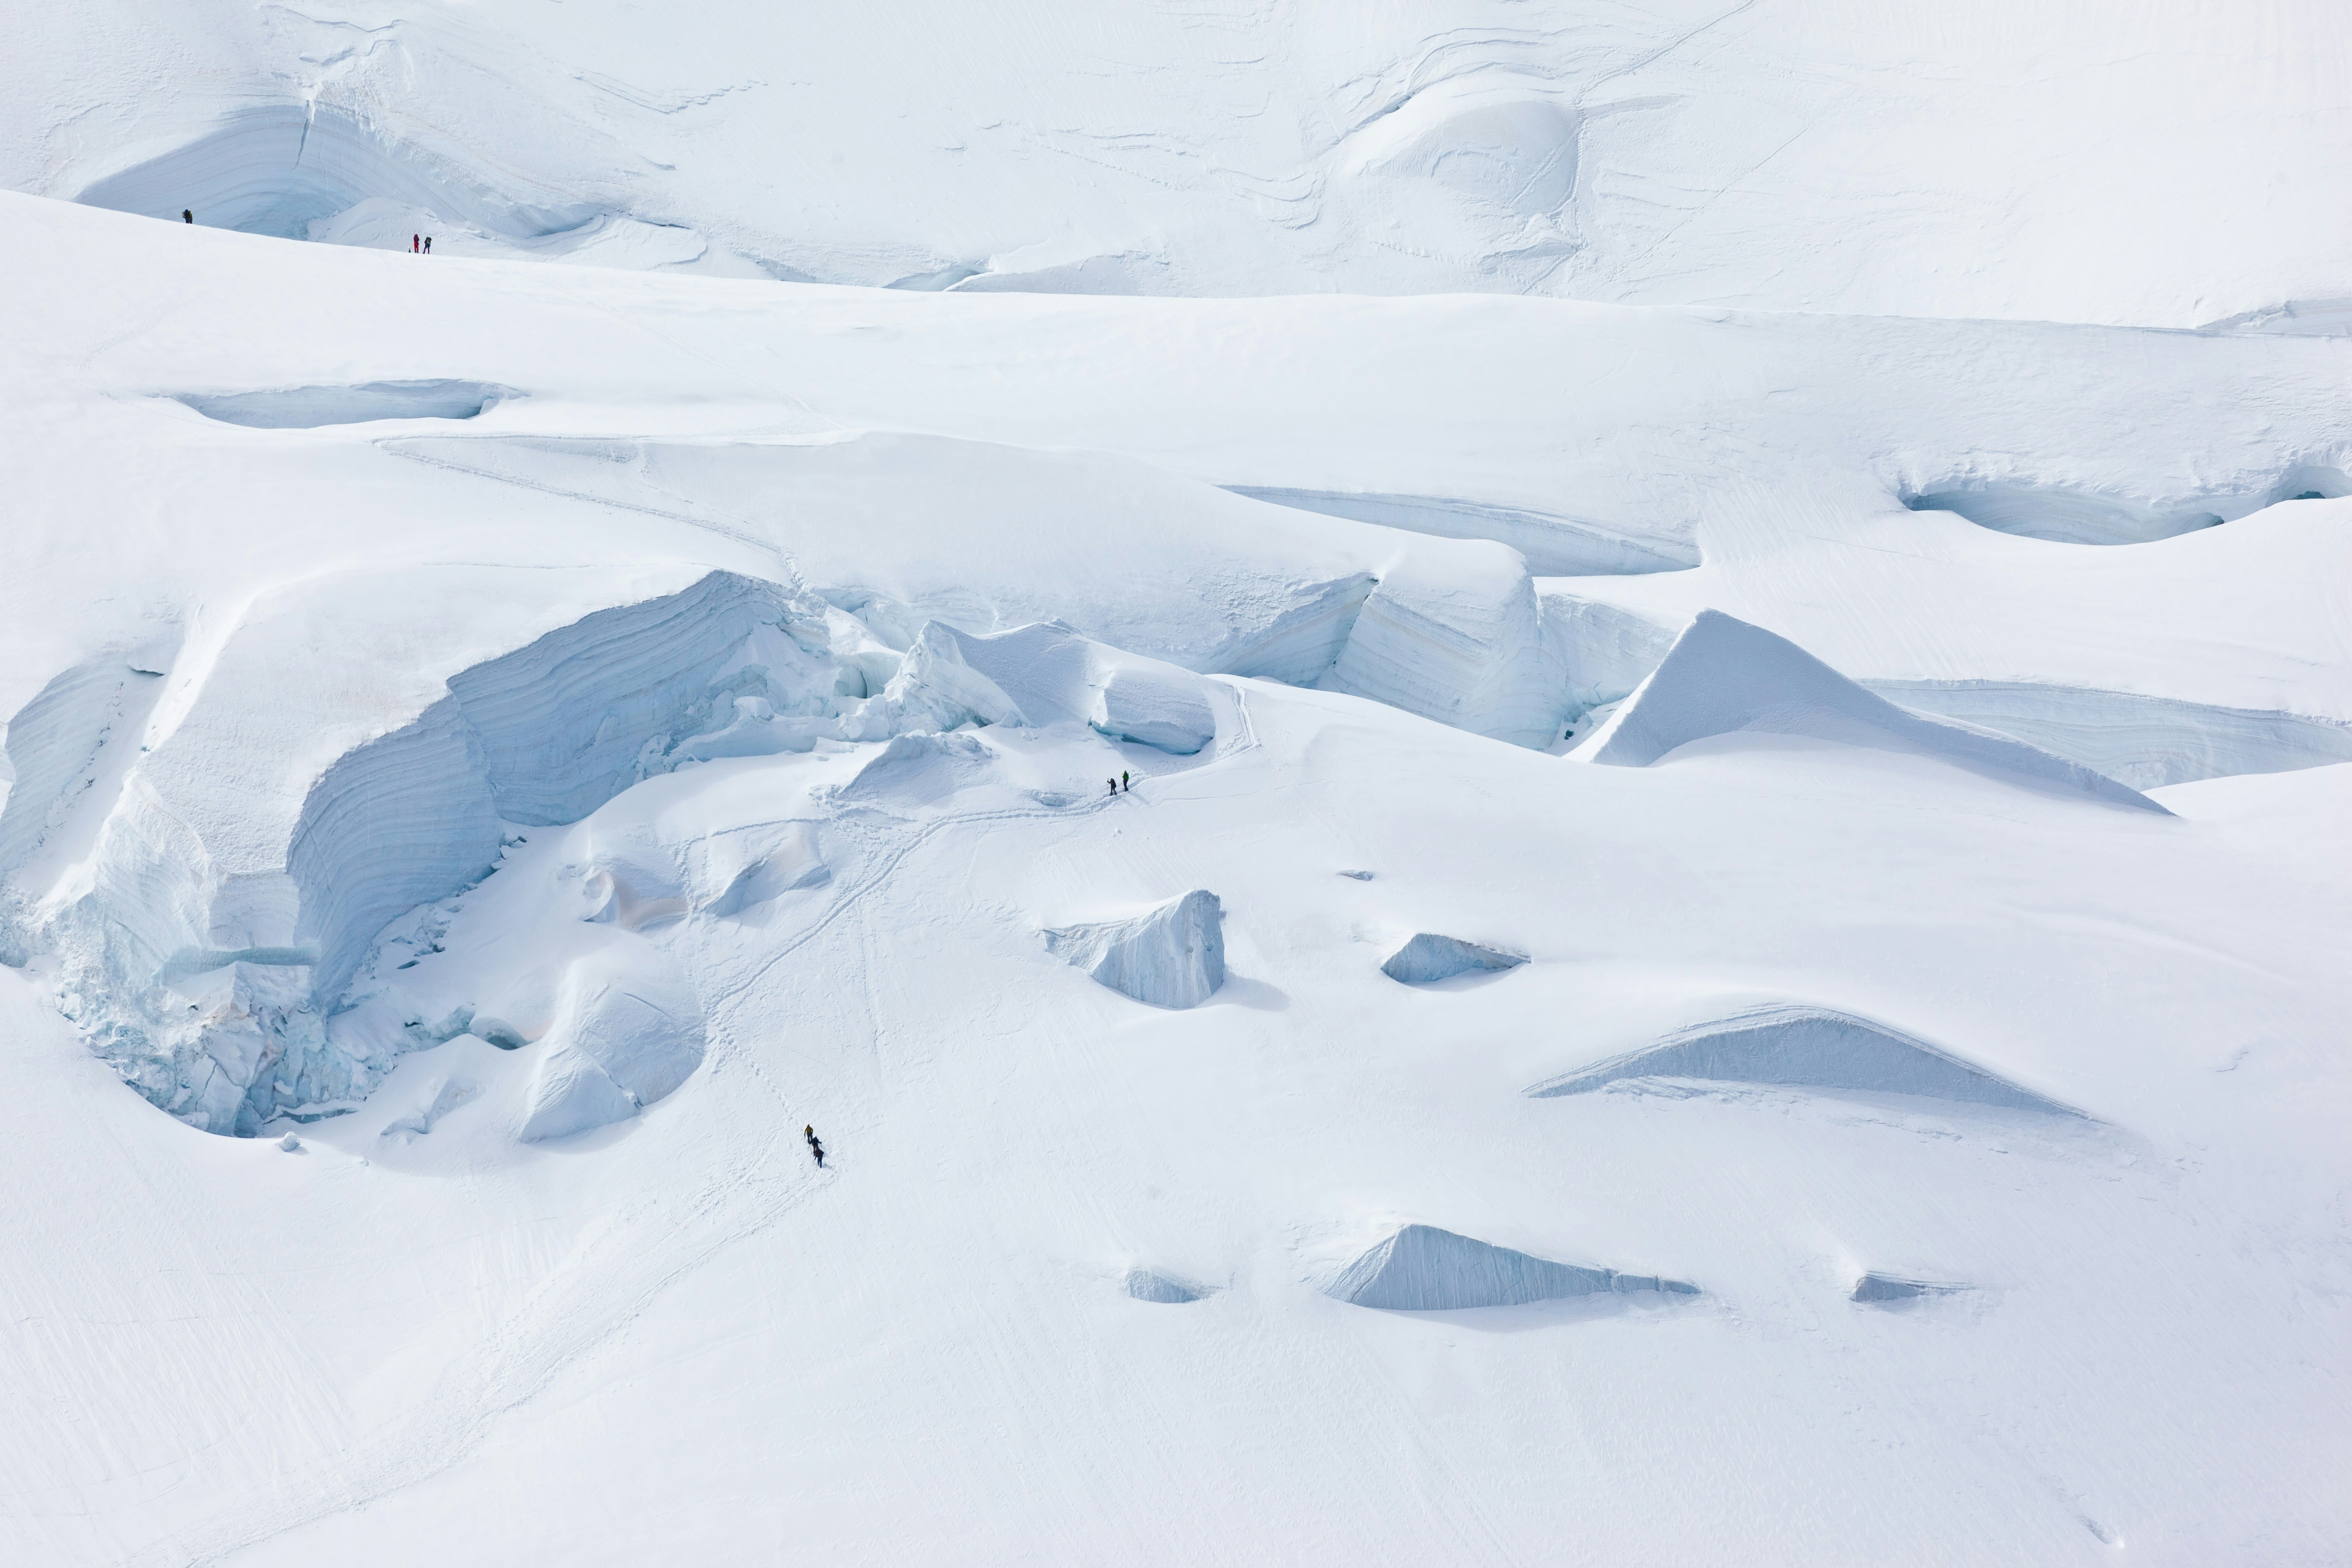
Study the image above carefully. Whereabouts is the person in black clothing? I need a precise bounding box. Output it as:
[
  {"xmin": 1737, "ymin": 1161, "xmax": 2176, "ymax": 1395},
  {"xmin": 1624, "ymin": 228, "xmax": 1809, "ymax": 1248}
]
[
  {"xmin": 182, "ymin": 209, "xmax": 192, "ymax": 224},
  {"xmin": 805, "ymin": 1123, "xmax": 825, "ymax": 1167},
  {"xmin": 1107, "ymin": 778, "xmax": 1117, "ymax": 797},
  {"xmin": 423, "ymin": 235, "xmax": 431, "ymax": 253}
]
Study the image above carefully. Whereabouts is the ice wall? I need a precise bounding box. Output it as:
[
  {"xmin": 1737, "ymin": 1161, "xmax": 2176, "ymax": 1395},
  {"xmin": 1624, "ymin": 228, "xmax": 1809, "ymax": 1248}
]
[
  {"xmin": 1327, "ymin": 542, "xmax": 1564, "ymax": 749},
  {"xmin": 28, "ymin": 567, "xmax": 1009, "ymax": 1133},
  {"xmin": 1046, "ymin": 890, "xmax": 1227, "ymax": 1009}
]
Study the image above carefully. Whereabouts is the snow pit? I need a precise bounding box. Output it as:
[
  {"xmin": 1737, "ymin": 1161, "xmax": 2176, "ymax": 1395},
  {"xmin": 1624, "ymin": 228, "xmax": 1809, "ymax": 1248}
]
[
  {"xmin": 178, "ymin": 380, "xmax": 515, "ymax": 428},
  {"xmin": 1528, "ymin": 1003, "xmax": 2087, "ymax": 1117},
  {"xmin": 1320, "ymin": 1224, "xmax": 1697, "ymax": 1311},
  {"xmin": 1380, "ymin": 934, "xmax": 1526, "ymax": 985},
  {"xmin": 1045, "ymin": 890, "xmax": 1226, "ymax": 1009},
  {"xmin": 1851, "ymin": 1273, "xmax": 1967, "ymax": 1306},
  {"xmin": 1227, "ymin": 487, "xmax": 1698, "ymax": 576},
  {"xmin": 1857, "ymin": 680, "xmax": 2352, "ymax": 789},
  {"xmin": 1124, "ymin": 1267, "xmax": 1209, "ymax": 1304},
  {"xmin": 519, "ymin": 952, "xmax": 705, "ymax": 1142},
  {"xmin": 1584, "ymin": 611, "xmax": 2166, "ymax": 812}
]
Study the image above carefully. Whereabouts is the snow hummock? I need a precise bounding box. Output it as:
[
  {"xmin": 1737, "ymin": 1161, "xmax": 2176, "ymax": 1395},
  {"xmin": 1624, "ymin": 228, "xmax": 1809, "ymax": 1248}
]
[
  {"xmin": 1529, "ymin": 1004, "xmax": 2086, "ymax": 1119},
  {"xmin": 1851, "ymin": 1273, "xmax": 1969, "ymax": 1307},
  {"xmin": 519, "ymin": 950, "xmax": 704, "ymax": 1141},
  {"xmin": 1045, "ymin": 890, "xmax": 1226, "ymax": 1009},
  {"xmin": 1380, "ymin": 934, "xmax": 1527, "ymax": 985},
  {"xmin": 1582, "ymin": 611, "xmax": 2166, "ymax": 813},
  {"xmin": 1318, "ymin": 1223, "xmax": 1699, "ymax": 1311}
]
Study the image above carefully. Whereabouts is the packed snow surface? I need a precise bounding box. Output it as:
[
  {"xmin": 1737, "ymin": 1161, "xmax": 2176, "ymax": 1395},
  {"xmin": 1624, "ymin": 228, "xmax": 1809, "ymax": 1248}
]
[{"xmin": 3, "ymin": 10, "xmax": 2352, "ymax": 1560}]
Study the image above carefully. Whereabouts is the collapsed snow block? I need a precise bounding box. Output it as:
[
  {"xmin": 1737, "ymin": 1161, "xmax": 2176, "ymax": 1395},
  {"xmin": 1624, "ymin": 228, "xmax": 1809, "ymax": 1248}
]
[
  {"xmin": 1851, "ymin": 1272, "xmax": 1965, "ymax": 1305},
  {"xmin": 519, "ymin": 953, "xmax": 705, "ymax": 1141},
  {"xmin": 1326, "ymin": 541, "xmax": 1563, "ymax": 749},
  {"xmin": 937, "ymin": 621, "xmax": 1217, "ymax": 754},
  {"xmin": 1585, "ymin": 610, "xmax": 2166, "ymax": 812},
  {"xmin": 1125, "ymin": 1266, "xmax": 1209, "ymax": 1304},
  {"xmin": 1045, "ymin": 890, "xmax": 1226, "ymax": 1008},
  {"xmin": 1528, "ymin": 1003, "xmax": 2087, "ymax": 1117},
  {"xmin": 1322, "ymin": 1224, "xmax": 1698, "ymax": 1311},
  {"xmin": 1380, "ymin": 934, "xmax": 1527, "ymax": 985}
]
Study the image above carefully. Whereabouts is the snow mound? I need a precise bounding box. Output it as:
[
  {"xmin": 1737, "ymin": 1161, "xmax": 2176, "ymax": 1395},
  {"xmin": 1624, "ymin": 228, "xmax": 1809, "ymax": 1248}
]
[
  {"xmin": 1380, "ymin": 934, "xmax": 1527, "ymax": 985},
  {"xmin": 1124, "ymin": 1267, "xmax": 1209, "ymax": 1304},
  {"xmin": 1045, "ymin": 890, "xmax": 1225, "ymax": 1009},
  {"xmin": 1905, "ymin": 464, "xmax": 2349, "ymax": 545},
  {"xmin": 1227, "ymin": 488, "xmax": 1697, "ymax": 576},
  {"xmin": 1529, "ymin": 1003, "xmax": 2086, "ymax": 1118},
  {"xmin": 942, "ymin": 622, "xmax": 1218, "ymax": 755},
  {"xmin": 1584, "ymin": 611, "xmax": 2166, "ymax": 812},
  {"xmin": 519, "ymin": 952, "xmax": 705, "ymax": 1142},
  {"xmin": 1857, "ymin": 680, "xmax": 2352, "ymax": 789},
  {"xmin": 1320, "ymin": 1224, "xmax": 1697, "ymax": 1311},
  {"xmin": 177, "ymin": 380, "xmax": 513, "ymax": 428},
  {"xmin": 1852, "ymin": 1272, "xmax": 1968, "ymax": 1306}
]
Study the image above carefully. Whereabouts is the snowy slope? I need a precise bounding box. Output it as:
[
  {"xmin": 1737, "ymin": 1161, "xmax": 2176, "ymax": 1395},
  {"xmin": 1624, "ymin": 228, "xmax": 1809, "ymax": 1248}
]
[
  {"xmin": 0, "ymin": 24, "xmax": 2349, "ymax": 1563},
  {"xmin": 5, "ymin": 1, "xmax": 2348, "ymax": 322}
]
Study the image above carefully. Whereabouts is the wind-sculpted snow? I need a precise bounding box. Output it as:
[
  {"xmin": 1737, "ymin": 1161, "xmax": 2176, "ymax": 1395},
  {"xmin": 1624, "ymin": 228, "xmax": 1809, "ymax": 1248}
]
[
  {"xmin": 518, "ymin": 949, "xmax": 704, "ymax": 1142},
  {"xmin": 178, "ymin": 380, "xmax": 513, "ymax": 428},
  {"xmin": 1380, "ymin": 934, "xmax": 1526, "ymax": 986},
  {"xmin": 1319, "ymin": 1224, "xmax": 1698, "ymax": 1312},
  {"xmin": 1584, "ymin": 612, "xmax": 2167, "ymax": 812},
  {"xmin": 1859, "ymin": 681, "xmax": 2352, "ymax": 790},
  {"xmin": 1529, "ymin": 1004, "xmax": 2086, "ymax": 1119},
  {"xmin": 1226, "ymin": 488, "xmax": 1697, "ymax": 576},
  {"xmin": 1046, "ymin": 890, "xmax": 1226, "ymax": 1010},
  {"xmin": 0, "ymin": 648, "xmax": 168, "ymax": 890}
]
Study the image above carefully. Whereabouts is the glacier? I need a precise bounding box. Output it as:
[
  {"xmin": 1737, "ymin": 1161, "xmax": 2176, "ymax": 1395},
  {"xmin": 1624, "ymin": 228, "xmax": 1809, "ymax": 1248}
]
[{"xmin": 0, "ymin": 8, "xmax": 2349, "ymax": 1565}]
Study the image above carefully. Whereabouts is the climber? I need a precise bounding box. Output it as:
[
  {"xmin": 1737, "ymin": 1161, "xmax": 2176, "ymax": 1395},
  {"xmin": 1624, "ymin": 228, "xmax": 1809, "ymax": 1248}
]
[
  {"xmin": 423, "ymin": 236, "xmax": 432, "ymax": 253},
  {"xmin": 1108, "ymin": 778, "xmax": 1117, "ymax": 797},
  {"xmin": 805, "ymin": 1123, "xmax": 825, "ymax": 1167},
  {"xmin": 1122, "ymin": 770, "xmax": 1130, "ymax": 792},
  {"xmin": 412, "ymin": 234, "xmax": 419, "ymax": 253},
  {"xmin": 182, "ymin": 209, "xmax": 192, "ymax": 224}
]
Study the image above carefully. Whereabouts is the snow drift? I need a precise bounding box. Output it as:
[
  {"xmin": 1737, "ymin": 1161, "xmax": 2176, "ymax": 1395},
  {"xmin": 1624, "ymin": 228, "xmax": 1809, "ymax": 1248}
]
[
  {"xmin": 1319, "ymin": 1224, "xmax": 1698, "ymax": 1311},
  {"xmin": 1045, "ymin": 890, "xmax": 1226, "ymax": 1009},
  {"xmin": 1529, "ymin": 1004, "xmax": 2086, "ymax": 1118},
  {"xmin": 1583, "ymin": 611, "xmax": 2167, "ymax": 812}
]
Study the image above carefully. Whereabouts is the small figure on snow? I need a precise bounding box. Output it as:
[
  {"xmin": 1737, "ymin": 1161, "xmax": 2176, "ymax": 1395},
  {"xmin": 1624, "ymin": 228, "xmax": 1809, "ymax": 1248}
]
[
  {"xmin": 182, "ymin": 209, "xmax": 193, "ymax": 224},
  {"xmin": 423, "ymin": 236, "xmax": 432, "ymax": 253},
  {"xmin": 805, "ymin": 1123, "xmax": 825, "ymax": 1167},
  {"xmin": 412, "ymin": 234, "xmax": 419, "ymax": 253},
  {"xmin": 1108, "ymin": 778, "xmax": 1117, "ymax": 797},
  {"xmin": 1121, "ymin": 770, "xmax": 1130, "ymax": 792}
]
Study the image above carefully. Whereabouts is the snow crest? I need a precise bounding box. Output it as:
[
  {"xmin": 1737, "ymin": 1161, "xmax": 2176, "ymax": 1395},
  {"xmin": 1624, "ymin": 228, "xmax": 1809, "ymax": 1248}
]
[{"xmin": 1319, "ymin": 1223, "xmax": 1698, "ymax": 1311}]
